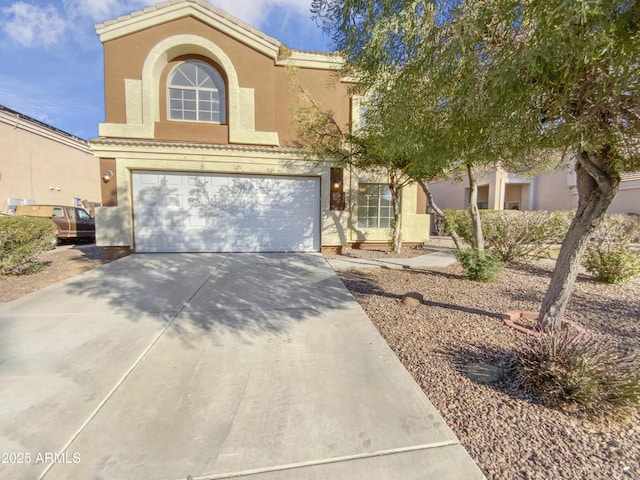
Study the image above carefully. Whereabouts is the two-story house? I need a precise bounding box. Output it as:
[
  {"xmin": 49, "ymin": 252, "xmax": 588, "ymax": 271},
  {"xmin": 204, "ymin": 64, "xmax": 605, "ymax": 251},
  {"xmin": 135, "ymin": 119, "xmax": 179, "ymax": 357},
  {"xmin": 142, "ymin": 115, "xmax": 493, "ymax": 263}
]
[{"xmin": 90, "ymin": 0, "xmax": 430, "ymax": 258}]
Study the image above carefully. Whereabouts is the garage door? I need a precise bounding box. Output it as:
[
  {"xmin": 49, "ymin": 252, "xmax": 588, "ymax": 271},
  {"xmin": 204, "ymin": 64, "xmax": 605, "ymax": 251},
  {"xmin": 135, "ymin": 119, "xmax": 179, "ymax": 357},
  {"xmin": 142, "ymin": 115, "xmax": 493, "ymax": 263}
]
[{"xmin": 132, "ymin": 171, "xmax": 320, "ymax": 252}]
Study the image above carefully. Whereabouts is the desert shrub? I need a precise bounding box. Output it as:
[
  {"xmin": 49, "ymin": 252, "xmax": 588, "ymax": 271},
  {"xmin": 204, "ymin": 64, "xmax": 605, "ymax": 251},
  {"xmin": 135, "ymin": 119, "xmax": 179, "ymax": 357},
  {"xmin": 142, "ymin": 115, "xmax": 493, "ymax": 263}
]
[
  {"xmin": 0, "ymin": 216, "xmax": 58, "ymax": 275},
  {"xmin": 517, "ymin": 330, "xmax": 640, "ymax": 417},
  {"xmin": 583, "ymin": 214, "xmax": 640, "ymax": 283},
  {"xmin": 482, "ymin": 209, "xmax": 573, "ymax": 262},
  {"xmin": 454, "ymin": 248, "xmax": 503, "ymax": 282},
  {"xmin": 443, "ymin": 209, "xmax": 474, "ymax": 244},
  {"xmin": 444, "ymin": 209, "xmax": 573, "ymax": 262}
]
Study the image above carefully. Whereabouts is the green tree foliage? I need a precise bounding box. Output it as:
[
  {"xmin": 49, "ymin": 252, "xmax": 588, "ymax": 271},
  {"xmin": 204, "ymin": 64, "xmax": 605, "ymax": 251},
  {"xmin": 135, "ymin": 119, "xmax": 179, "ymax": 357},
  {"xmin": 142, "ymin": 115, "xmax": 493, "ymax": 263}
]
[
  {"xmin": 313, "ymin": 0, "xmax": 640, "ymax": 330},
  {"xmin": 289, "ymin": 67, "xmax": 414, "ymax": 252}
]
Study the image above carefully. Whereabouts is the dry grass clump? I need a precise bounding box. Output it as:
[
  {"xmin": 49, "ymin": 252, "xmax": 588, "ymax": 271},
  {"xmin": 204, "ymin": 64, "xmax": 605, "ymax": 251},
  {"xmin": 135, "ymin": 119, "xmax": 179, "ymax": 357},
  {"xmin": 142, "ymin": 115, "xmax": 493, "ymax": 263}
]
[{"xmin": 517, "ymin": 329, "xmax": 640, "ymax": 418}]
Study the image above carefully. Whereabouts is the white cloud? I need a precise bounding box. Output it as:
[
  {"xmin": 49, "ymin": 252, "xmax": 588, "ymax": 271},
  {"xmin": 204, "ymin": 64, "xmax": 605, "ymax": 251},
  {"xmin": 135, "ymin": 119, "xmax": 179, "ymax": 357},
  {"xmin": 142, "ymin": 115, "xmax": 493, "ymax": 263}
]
[
  {"xmin": 210, "ymin": 0, "xmax": 312, "ymax": 27},
  {"xmin": 1, "ymin": 0, "xmax": 313, "ymax": 48},
  {"xmin": 64, "ymin": 0, "xmax": 312, "ymax": 28},
  {"xmin": 62, "ymin": 0, "xmax": 157, "ymax": 22},
  {"xmin": 1, "ymin": 2, "xmax": 66, "ymax": 47}
]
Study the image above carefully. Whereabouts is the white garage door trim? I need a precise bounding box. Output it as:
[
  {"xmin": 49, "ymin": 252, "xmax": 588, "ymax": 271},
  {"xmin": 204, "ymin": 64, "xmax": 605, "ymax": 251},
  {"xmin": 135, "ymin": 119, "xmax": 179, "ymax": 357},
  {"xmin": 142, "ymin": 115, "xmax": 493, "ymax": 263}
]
[{"xmin": 132, "ymin": 171, "xmax": 320, "ymax": 253}]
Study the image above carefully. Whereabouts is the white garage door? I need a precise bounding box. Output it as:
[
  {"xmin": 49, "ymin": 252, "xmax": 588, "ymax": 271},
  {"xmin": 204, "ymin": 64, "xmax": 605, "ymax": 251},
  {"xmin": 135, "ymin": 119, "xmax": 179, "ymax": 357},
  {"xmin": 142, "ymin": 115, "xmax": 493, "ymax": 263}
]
[{"xmin": 132, "ymin": 171, "xmax": 320, "ymax": 253}]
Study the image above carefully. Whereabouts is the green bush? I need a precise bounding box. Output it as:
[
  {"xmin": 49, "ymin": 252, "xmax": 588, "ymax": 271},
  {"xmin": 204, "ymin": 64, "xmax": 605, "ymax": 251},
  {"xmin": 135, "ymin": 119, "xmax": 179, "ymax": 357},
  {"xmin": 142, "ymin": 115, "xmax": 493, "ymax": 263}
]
[
  {"xmin": 517, "ymin": 330, "xmax": 640, "ymax": 417},
  {"xmin": 454, "ymin": 248, "xmax": 503, "ymax": 282},
  {"xmin": 482, "ymin": 210, "xmax": 572, "ymax": 262},
  {"xmin": 583, "ymin": 214, "xmax": 640, "ymax": 284},
  {"xmin": 444, "ymin": 208, "xmax": 573, "ymax": 263},
  {"xmin": 0, "ymin": 216, "xmax": 58, "ymax": 275},
  {"xmin": 443, "ymin": 209, "xmax": 474, "ymax": 244}
]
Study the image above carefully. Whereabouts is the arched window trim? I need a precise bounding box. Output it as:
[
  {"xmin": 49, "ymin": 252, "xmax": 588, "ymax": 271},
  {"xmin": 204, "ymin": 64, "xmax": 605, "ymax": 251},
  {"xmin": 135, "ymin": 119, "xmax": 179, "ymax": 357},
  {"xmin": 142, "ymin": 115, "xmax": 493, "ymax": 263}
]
[{"xmin": 167, "ymin": 60, "xmax": 227, "ymax": 124}]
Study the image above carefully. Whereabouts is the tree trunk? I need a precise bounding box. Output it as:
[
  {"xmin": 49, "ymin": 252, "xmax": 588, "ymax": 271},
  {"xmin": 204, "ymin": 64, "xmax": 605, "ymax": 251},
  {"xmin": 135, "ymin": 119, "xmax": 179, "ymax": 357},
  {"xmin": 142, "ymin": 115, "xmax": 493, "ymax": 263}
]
[
  {"xmin": 418, "ymin": 179, "xmax": 464, "ymax": 250},
  {"xmin": 538, "ymin": 150, "xmax": 620, "ymax": 332},
  {"xmin": 389, "ymin": 172, "xmax": 402, "ymax": 253},
  {"xmin": 466, "ymin": 163, "xmax": 485, "ymax": 252}
]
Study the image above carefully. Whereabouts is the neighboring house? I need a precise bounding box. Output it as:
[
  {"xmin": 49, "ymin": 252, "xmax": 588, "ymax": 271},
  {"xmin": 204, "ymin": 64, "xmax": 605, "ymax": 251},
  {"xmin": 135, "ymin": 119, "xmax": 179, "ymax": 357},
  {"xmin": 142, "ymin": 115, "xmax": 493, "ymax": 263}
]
[
  {"xmin": 0, "ymin": 105, "xmax": 100, "ymax": 214},
  {"xmin": 428, "ymin": 165, "xmax": 640, "ymax": 220},
  {"xmin": 90, "ymin": 0, "xmax": 429, "ymax": 257}
]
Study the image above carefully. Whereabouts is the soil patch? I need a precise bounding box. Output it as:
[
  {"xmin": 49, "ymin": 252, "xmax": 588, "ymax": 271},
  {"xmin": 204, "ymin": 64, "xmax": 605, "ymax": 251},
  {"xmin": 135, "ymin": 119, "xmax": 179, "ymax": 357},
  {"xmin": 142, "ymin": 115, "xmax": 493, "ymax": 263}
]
[{"xmin": 0, "ymin": 245, "xmax": 111, "ymax": 304}]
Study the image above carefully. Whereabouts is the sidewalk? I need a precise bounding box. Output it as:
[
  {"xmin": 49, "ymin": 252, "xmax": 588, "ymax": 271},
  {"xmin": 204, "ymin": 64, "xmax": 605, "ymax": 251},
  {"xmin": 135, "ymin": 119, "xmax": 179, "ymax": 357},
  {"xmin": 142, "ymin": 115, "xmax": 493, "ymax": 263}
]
[{"xmin": 326, "ymin": 250, "xmax": 457, "ymax": 270}]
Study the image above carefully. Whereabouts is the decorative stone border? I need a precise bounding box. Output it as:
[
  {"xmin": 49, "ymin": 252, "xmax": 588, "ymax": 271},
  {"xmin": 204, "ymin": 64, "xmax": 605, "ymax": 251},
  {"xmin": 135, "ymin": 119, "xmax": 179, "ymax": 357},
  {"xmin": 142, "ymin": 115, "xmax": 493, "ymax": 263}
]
[{"xmin": 500, "ymin": 310, "xmax": 586, "ymax": 337}]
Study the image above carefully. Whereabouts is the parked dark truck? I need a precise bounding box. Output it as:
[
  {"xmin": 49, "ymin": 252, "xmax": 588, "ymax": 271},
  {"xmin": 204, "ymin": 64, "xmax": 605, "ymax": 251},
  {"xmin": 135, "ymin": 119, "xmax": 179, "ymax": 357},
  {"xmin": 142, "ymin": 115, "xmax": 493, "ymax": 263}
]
[{"xmin": 15, "ymin": 205, "xmax": 95, "ymax": 243}]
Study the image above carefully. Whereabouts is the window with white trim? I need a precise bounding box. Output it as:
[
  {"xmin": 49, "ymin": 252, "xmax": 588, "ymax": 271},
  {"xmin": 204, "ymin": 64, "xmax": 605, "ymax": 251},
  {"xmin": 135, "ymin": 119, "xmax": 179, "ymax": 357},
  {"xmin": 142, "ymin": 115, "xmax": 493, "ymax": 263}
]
[
  {"xmin": 168, "ymin": 61, "xmax": 226, "ymax": 123},
  {"xmin": 357, "ymin": 184, "xmax": 394, "ymax": 228}
]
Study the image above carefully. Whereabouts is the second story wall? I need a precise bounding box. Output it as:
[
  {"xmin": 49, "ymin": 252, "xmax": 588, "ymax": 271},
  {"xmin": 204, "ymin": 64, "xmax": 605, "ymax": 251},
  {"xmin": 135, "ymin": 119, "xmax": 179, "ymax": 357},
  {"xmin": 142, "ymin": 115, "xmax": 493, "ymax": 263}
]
[{"xmin": 97, "ymin": 3, "xmax": 350, "ymax": 148}]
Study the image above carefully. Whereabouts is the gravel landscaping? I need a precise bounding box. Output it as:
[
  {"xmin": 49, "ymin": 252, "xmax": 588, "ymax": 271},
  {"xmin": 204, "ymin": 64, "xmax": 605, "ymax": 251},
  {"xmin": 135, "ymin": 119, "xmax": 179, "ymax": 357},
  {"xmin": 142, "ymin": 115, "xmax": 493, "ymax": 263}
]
[
  {"xmin": 0, "ymin": 244, "xmax": 110, "ymax": 304},
  {"xmin": 337, "ymin": 260, "xmax": 640, "ymax": 480}
]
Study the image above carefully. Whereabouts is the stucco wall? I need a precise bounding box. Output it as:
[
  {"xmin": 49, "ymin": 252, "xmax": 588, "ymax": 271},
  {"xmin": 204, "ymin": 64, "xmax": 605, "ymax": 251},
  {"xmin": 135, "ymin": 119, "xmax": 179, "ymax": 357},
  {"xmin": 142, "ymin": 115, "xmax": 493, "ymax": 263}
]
[
  {"xmin": 0, "ymin": 110, "xmax": 100, "ymax": 212},
  {"xmin": 346, "ymin": 169, "xmax": 429, "ymax": 244},
  {"xmin": 609, "ymin": 177, "xmax": 640, "ymax": 214},
  {"xmin": 101, "ymin": 16, "xmax": 350, "ymax": 147},
  {"xmin": 532, "ymin": 170, "xmax": 577, "ymax": 211},
  {"xmin": 428, "ymin": 166, "xmax": 639, "ymax": 215}
]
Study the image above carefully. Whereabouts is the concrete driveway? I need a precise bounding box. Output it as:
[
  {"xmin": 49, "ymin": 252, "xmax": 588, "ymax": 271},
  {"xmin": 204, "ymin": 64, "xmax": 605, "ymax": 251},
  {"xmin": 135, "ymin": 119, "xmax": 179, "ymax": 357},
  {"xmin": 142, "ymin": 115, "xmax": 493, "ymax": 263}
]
[{"xmin": 0, "ymin": 253, "xmax": 484, "ymax": 480}]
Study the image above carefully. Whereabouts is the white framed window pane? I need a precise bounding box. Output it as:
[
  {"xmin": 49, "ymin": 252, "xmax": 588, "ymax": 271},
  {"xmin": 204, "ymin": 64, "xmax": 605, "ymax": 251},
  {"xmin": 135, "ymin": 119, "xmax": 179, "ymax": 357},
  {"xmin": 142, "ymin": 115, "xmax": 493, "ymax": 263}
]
[
  {"xmin": 184, "ymin": 110, "xmax": 196, "ymax": 121},
  {"xmin": 356, "ymin": 183, "xmax": 398, "ymax": 229},
  {"xmin": 179, "ymin": 63, "xmax": 197, "ymax": 84},
  {"xmin": 199, "ymin": 111, "xmax": 212, "ymax": 122},
  {"xmin": 170, "ymin": 69, "xmax": 192, "ymax": 87},
  {"xmin": 183, "ymin": 90, "xmax": 196, "ymax": 100}
]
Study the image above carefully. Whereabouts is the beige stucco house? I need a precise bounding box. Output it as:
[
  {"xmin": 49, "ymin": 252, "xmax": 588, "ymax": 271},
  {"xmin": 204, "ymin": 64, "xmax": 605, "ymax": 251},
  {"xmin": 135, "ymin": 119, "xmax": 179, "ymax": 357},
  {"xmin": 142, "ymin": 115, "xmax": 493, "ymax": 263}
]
[
  {"xmin": 90, "ymin": 0, "xmax": 429, "ymax": 257},
  {"xmin": 428, "ymin": 165, "xmax": 640, "ymax": 222},
  {"xmin": 0, "ymin": 105, "xmax": 100, "ymax": 214}
]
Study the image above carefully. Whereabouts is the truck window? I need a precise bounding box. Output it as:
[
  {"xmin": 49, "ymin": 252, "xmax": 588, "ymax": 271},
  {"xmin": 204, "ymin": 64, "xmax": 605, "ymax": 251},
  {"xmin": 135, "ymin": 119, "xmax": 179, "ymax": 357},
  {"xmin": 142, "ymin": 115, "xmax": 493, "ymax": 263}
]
[
  {"xmin": 76, "ymin": 209, "xmax": 91, "ymax": 220},
  {"xmin": 52, "ymin": 207, "xmax": 64, "ymax": 218}
]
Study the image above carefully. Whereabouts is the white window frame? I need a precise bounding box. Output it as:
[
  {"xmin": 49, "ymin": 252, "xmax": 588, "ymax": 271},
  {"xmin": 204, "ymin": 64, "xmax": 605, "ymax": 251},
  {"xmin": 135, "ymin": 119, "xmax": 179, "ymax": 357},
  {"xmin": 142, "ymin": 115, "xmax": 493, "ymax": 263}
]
[
  {"xmin": 167, "ymin": 60, "xmax": 226, "ymax": 124},
  {"xmin": 357, "ymin": 184, "xmax": 394, "ymax": 229}
]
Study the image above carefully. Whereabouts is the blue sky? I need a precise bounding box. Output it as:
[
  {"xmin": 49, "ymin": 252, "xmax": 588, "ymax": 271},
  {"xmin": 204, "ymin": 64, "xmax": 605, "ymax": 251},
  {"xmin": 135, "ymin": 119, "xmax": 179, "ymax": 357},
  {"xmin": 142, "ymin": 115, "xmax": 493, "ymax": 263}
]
[{"xmin": 0, "ymin": 0, "xmax": 332, "ymax": 140}]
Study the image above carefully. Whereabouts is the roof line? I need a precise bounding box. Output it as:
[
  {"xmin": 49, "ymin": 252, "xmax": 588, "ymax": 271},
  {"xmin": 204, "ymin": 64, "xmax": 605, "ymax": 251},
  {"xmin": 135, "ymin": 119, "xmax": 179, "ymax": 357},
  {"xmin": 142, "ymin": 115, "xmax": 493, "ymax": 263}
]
[{"xmin": 0, "ymin": 104, "xmax": 88, "ymax": 144}]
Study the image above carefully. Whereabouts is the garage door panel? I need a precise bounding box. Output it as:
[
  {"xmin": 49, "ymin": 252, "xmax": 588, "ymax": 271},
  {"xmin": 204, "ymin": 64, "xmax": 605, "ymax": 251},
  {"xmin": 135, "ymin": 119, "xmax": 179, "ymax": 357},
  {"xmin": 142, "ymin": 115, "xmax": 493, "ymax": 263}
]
[{"xmin": 132, "ymin": 172, "xmax": 320, "ymax": 253}]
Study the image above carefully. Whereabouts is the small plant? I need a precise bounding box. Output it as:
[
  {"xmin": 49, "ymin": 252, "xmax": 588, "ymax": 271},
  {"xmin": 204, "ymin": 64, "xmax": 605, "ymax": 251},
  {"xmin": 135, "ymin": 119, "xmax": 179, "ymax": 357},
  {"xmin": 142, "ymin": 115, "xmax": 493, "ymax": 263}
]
[
  {"xmin": 0, "ymin": 216, "xmax": 58, "ymax": 275},
  {"xmin": 517, "ymin": 330, "xmax": 640, "ymax": 417},
  {"xmin": 454, "ymin": 248, "xmax": 502, "ymax": 282},
  {"xmin": 583, "ymin": 214, "xmax": 640, "ymax": 284}
]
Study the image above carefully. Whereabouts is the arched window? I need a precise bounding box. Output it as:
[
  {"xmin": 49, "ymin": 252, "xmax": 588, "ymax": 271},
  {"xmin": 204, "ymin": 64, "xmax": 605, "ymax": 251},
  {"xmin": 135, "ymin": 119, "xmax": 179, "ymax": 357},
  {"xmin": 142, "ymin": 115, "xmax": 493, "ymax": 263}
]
[{"xmin": 168, "ymin": 60, "xmax": 226, "ymax": 123}]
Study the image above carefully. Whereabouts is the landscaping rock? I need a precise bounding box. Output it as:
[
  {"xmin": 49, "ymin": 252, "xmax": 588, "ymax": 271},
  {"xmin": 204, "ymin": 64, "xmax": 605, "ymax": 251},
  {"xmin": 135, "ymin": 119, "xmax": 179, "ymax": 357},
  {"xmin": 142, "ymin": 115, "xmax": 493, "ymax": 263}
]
[
  {"xmin": 338, "ymin": 260, "xmax": 640, "ymax": 480},
  {"xmin": 401, "ymin": 292, "xmax": 423, "ymax": 307},
  {"xmin": 465, "ymin": 363, "xmax": 503, "ymax": 384}
]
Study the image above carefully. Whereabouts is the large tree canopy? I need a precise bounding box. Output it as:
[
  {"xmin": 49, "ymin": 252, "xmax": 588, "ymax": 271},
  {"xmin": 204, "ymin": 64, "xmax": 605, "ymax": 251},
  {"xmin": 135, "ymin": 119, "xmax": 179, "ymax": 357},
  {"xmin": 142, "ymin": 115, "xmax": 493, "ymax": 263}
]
[{"xmin": 313, "ymin": 0, "xmax": 640, "ymax": 330}]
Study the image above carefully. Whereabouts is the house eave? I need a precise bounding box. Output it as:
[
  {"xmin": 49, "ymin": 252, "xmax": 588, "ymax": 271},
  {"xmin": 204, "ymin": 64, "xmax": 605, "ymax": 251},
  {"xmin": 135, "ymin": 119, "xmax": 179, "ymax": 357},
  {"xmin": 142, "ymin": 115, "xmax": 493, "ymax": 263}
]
[{"xmin": 95, "ymin": 0, "xmax": 344, "ymax": 71}]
